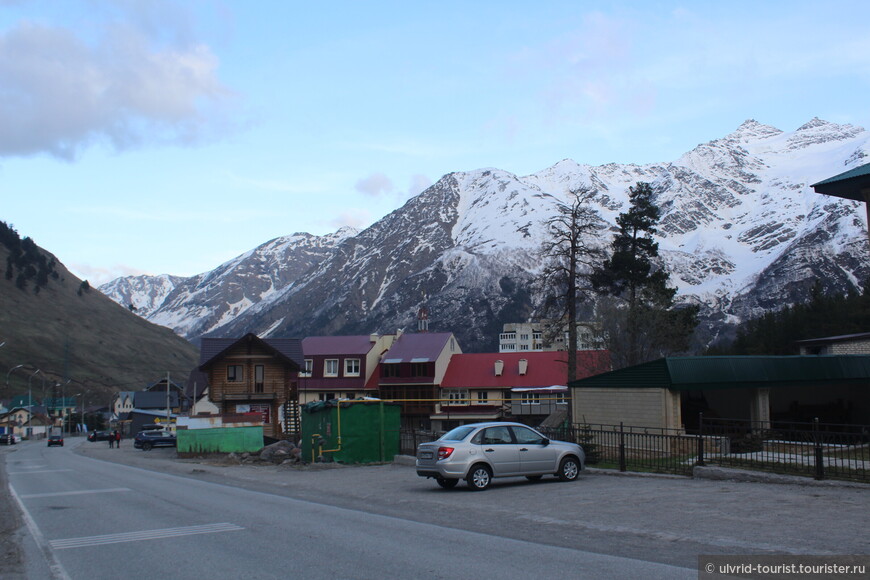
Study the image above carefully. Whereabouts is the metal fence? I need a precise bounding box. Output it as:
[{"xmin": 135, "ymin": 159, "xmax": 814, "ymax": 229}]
[
  {"xmin": 400, "ymin": 419, "xmax": 870, "ymax": 483},
  {"xmin": 540, "ymin": 418, "xmax": 870, "ymax": 483}
]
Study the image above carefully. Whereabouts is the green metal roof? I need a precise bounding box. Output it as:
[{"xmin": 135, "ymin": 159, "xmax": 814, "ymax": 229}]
[
  {"xmin": 811, "ymin": 162, "xmax": 870, "ymax": 202},
  {"xmin": 569, "ymin": 355, "xmax": 870, "ymax": 391}
]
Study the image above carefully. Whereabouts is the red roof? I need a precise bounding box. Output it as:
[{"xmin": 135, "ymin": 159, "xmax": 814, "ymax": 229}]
[{"xmin": 440, "ymin": 351, "xmax": 610, "ymax": 389}]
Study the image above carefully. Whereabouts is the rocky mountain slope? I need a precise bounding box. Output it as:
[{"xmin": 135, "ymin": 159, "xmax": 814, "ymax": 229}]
[
  {"xmin": 0, "ymin": 240, "xmax": 199, "ymax": 403},
  {"xmin": 100, "ymin": 118, "xmax": 870, "ymax": 351}
]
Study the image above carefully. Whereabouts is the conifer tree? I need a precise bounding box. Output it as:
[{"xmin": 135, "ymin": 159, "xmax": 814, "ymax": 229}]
[{"xmin": 592, "ymin": 182, "xmax": 698, "ymax": 368}]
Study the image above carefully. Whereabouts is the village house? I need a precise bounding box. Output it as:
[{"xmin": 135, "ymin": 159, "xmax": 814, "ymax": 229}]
[
  {"xmin": 434, "ymin": 350, "xmax": 612, "ymax": 431},
  {"xmin": 298, "ymin": 334, "xmax": 395, "ymax": 404},
  {"xmin": 199, "ymin": 333, "xmax": 303, "ymax": 440},
  {"xmin": 377, "ymin": 331, "xmax": 461, "ymax": 429}
]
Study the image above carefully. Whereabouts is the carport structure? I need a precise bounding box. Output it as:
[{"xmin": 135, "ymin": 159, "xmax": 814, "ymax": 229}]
[
  {"xmin": 812, "ymin": 161, "xmax": 870, "ymax": 243},
  {"xmin": 569, "ymin": 355, "xmax": 870, "ymax": 431}
]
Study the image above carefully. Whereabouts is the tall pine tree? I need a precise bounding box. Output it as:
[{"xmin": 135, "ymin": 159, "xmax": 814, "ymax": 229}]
[{"xmin": 592, "ymin": 182, "xmax": 698, "ymax": 368}]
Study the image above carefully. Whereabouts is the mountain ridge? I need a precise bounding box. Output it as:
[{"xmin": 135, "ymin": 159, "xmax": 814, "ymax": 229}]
[{"xmin": 100, "ymin": 118, "xmax": 870, "ymax": 352}]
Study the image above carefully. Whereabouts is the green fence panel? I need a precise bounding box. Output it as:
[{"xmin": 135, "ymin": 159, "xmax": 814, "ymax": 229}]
[
  {"xmin": 177, "ymin": 426, "xmax": 264, "ymax": 454},
  {"xmin": 301, "ymin": 401, "xmax": 400, "ymax": 464}
]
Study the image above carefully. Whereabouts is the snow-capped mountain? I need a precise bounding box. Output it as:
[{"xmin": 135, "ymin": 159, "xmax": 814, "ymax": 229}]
[
  {"xmin": 101, "ymin": 227, "xmax": 358, "ymax": 338},
  {"xmin": 99, "ymin": 118, "xmax": 870, "ymax": 351}
]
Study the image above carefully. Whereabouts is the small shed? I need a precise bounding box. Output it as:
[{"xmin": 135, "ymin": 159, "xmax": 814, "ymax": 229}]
[
  {"xmin": 301, "ymin": 399, "xmax": 401, "ymax": 464},
  {"xmin": 569, "ymin": 355, "xmax": 870, "ymax": 430}
]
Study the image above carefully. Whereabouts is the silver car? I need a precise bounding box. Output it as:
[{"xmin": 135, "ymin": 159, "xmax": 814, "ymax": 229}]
[{"xmin": 416, "ymin": 422, "xmax": 585, "ymax": 490}]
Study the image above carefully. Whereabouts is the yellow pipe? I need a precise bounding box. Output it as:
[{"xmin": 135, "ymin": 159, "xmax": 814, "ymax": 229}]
[{"xmin": 310, "ymin": 400, "xmax": 343, "ymax": 462}]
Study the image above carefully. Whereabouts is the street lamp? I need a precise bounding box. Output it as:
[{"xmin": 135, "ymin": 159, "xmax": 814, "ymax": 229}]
[
  {"xmin": 27, "ymin": 369, "xmax": 40, "ymax": 439},
  {"xmin": 6, "ymin": 364, "xmax": 24, "ymax": 392},
  {"xmin": 72, "ymin": 393, "xmax": 82, "ymax": 436},
  {"xmin": 60, "ymin": 379, "xmax": 71, "ymax": 435}
]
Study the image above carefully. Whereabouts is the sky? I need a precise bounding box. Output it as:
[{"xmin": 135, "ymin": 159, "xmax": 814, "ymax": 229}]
[{"xmin": 1, "ymin": 1, "xmax": 869, "ymax": 286}]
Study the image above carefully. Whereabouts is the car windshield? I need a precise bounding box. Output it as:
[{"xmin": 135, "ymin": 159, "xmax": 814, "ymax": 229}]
[{"xmin": 440, "ymin": 426, "xmax": 476, "ymax": 442}]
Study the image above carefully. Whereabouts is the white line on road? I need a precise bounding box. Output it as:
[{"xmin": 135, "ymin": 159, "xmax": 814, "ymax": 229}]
[
  {"xmin": 20, "ymin": 487, "xmax": 131, "ymax": 499},
  {"xmin": 8, "ymin": 469, "xmax": 74, "ymax": 475},
  {"xmin": 49, "ymin": 523, "xmax": 245, "ymax": 549}
]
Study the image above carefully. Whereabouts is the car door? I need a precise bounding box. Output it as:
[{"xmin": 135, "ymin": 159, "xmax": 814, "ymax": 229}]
[
  {"xmin": 511, "ymin": 425, "xmax": 559, "ymax": 474},
  {"xmin": 479, "ymin": 426, "xmax": 521, "ymax": 476}
]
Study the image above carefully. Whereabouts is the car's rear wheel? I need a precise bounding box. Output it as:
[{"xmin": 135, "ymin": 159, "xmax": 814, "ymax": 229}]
[
  {"xmin": 436, "ymin": 477, "xmax": 458, "ymax": 489},
  {"xmin": 466, "ymin": 464, "xmax": 492, "ymax": 491},
  {"xmin": 142, "ymin": 442, "xmax": 153, "ymax": 451},
  {"xmin": 558, "ymin": 456, "xmax": 581, "ymax": 481}
]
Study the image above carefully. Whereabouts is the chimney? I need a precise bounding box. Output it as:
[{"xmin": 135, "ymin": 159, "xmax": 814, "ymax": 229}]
[
  {"xmin": 494, "ymin": 360, "xmax": 504, "ymax": 376},
  {"xmin": 518, "ymin": 359, "xmax": 528, "ymax": 376},
  {"xmin": 370, "ymin": 334, "xmax": 379, "ymax": 343}
]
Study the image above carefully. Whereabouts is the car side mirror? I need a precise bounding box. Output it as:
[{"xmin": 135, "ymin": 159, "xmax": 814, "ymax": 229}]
[{"xmin": 542, "ymin": 438, "xmax": 550, "ymax": 446}]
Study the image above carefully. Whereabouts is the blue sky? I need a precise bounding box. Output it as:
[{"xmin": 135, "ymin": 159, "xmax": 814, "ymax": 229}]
[{"xmin": 2, "ymin": 0, "xmax": 869, "ymax": 285}]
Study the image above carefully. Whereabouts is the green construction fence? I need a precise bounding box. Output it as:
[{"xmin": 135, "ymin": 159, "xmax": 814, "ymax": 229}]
[{"xmin": 301, "ymin": 400, "xmax": 401, "ymax": 464}]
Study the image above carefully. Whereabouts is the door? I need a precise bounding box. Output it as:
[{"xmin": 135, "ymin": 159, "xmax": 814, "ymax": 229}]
[
  {"xmin": 511, "ymin": 425, "xmax": 559, "ymax": 474},
  {"xmin": 479, "ymin": 426, "xmax": 521, "ymax": 476}
]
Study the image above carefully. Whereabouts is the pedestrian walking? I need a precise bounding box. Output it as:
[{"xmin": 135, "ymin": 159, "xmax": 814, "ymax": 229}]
[
  {"xmin": 108, "ymin": 432, "xmax": 114, "ymax": 448},
  {"xmin": 114, "ymin": 430, "xmax": 121, "ymax": 448}
]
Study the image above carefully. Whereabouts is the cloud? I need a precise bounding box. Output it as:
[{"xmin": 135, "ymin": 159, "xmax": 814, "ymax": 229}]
[
  {"xmin": 354, "ymin": 172, "xmax": 394, "ymax": 196},
  {"xmin": 69, "ymin": 261, "xmax": 149, "ymax": 286},
  {"xmin": 405, "ymin": 174, "xmax": 432, "ymax": 198},
  {"xmin": 327, "ymin": 209, "xmax": 372, "ymax": 230},
  {"xmin": 0, "ymin": 11, "xmax": 232, "ymax": 160}
]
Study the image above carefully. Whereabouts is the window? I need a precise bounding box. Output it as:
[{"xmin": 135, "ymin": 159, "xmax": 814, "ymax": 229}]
[
  {"xmin": 511, "ymin": 425, "xmax": 546, "ymax": 445},
  {"xmin": 447, "ymin": 390, "xmax": 469, "ymax": 405},
  {"xmin": 556, "ymin": 392, "xmax": 568, "ymax": 405},
  {"xmin": 324, "ymin": 359, "xmax": 338, "ymax": 377},
  {"xmin": 476, "ymin": 391, "xmax": 488, "ymax": 404},
  {"xmin": 501, "ymin": 343, "xmax": 516, "ymax": 351},
  {"xmin": 300, "ymin": 359, "xmax": 313, "ymax": 377},
  {"xmin": 481, "ymin": 426, "xmax": 513, "ymax": 444},
  {"xmin": 411, "ymin": 363, "xmax": 428, "ymax": 377},
  {"xmin": 344, "ymin": 358, "xmax": 360, "ymax": 377},
  {"xmin": 318, "ymin": 392, "xmax": 336, "ymax": 401},
  {"xmin": 254, "ymin": 365, "xmax": 264, "ymax": 393},
  {"xmin": 520, "ymin": 344, "xmax": 530, "ymax": 351},
  {"xmin": 521, "ymin": 393, "xmax": 541, "ymax": 405},
  {"xmin": 250, "ymin": 404, "xmax": 270, "ymax": 424},
  {"xmin": 382, "ymin": 364, "xmax": 400, "ymax": 378},
  {"xmin": 520, "ymin": 333, "xmax": 529, "ymax": 341},
  {"xmin": 227, "ymin": 365, "xmax": 244, "ymax": 382}
]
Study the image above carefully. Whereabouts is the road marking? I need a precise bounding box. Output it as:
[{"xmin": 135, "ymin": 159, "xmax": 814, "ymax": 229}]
[
  {"xmin": 8, "ymin": 469, "xmax": 73, "ymax": 475},
  {"xmin": 9, "ymin": 483, "xmax": 73, "ymax": 580},
  {"xmin": 20, "ymin": 487, "xmax": 131, "ymax": 499},
  {"xmin": 49, "ymin": 523, "xmax": 245, "ymax": 549}
]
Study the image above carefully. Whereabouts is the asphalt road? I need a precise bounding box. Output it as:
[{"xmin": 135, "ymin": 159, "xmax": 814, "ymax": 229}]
[{"xmin": 2, "ymin": 436, "xmax": 868, "ymax": 579}]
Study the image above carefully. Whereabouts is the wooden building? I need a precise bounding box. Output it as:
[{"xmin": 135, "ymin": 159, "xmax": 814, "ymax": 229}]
[{"xmin": 199, "ymin": 333, "xmax": 303, "ymax": 440}]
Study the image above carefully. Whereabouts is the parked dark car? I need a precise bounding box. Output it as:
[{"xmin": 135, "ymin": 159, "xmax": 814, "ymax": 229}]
[
  {"xmin": 47, "ymin": 434, "xmax": 64, "ymax": 447},
  {"xmin": 0, "ymin": 433, "xmax": 15, "ymax": 445},
  {"xmin": 133, "ymin": 430, "xmax": 176, "ymax": 451},
  {"xmin": 87, "ymin": 431, "xmax": 113, "ymax": 442}
]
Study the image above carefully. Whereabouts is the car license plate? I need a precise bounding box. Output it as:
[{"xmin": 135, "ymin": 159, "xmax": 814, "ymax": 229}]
[{"xmin": 419, "ymin": 451, "xmax": 433, "ymax": 459}]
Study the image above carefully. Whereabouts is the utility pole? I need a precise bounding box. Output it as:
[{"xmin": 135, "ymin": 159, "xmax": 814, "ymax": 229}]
[{"xmin": 166, "ymin": 371, "xmax": 171, "ymax": 430}]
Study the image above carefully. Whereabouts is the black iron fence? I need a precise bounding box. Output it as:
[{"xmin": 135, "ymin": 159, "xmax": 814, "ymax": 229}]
[
  {"xmin": 539, "ymin": 418, "xmax": 870, "ymax": 483},
  {"xmin": 400, "ymin": 419, "xmax": 870, "ymax": 483}
]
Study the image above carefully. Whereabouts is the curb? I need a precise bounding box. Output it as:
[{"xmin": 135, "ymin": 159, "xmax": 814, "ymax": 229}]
[{"xmin": 692, "ymin": 465, "xmax": 870, "ymax": 488}]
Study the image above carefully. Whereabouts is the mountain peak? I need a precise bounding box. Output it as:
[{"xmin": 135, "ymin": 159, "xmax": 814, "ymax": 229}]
[{"xmin": 728, "ymin": 119, "xmax": 783, "ymax": 141}]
